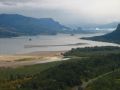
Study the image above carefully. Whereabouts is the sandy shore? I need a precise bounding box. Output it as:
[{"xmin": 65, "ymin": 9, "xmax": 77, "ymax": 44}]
[
  {"xmin": 22, "ymin": 51, "xmax": 66, "ymax": 57},
  {"xmin": 24, "ymin": 43, "xmax": 88, "ymax": 48},
  {"xmin": 0, "ymin": 51, "xmax": 67, "ymax": 68}
]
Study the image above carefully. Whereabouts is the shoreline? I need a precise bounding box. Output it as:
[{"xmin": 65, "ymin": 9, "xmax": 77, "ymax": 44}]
[
  {"xmin": 20, "ymin": 51, "xmax": 66, "ymax": 56},
  {"xmin": 0, "ymin": 51, "xmax": 67, "ymax": 68},
  {"xmin": 24, "ymin": 43, "xmax": 88, "ymax": 48}
]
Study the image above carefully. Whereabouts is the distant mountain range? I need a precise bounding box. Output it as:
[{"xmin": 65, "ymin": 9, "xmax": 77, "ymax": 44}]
[
  {"xmin": 83, "ymin": 24, "xmax": 120, "ymax": 44},
  {"xmin": 0, "ymin": 14, "xmax": 69, "ymax": 37},
  {"xmin": 82, "ymin": 22, "xmax": 119, "ymax": 29},
  {"xmin": 74, "ymin": 27, "xmax": 112, "ymax": 34},
  {"xmin": 0, "ymin": 14, "xmax": 119, "ymax": 38},
  {"xmin": 96, "ymin": 22, "xmax": 119, "ymax": 29}
]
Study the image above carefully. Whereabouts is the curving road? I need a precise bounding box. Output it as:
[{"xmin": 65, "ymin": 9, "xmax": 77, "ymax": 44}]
[{"xmin": 74, "ymin": 69, "xmax": 120, "ymax": 90}]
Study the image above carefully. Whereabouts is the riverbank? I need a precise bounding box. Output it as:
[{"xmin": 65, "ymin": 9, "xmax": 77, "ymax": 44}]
[{"xmin": 0, "ymin": 51, "xmax": 66, "ymax": 68}]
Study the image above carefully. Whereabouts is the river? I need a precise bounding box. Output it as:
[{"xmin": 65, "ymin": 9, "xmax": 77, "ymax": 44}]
[{"xmin": 0, "ymin": 33, "xmax": 120, "ymax": 55}]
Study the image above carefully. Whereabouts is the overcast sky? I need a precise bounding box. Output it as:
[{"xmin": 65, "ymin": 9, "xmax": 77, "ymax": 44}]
[{"xmin": 0, "ymin": 0, "xmax": 120, "ymax": 27}]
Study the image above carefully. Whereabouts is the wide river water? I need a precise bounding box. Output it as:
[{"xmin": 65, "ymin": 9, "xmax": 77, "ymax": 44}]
[{"xmin": 0, "ymin": 33, "xmax": 120, "ymax": 55}]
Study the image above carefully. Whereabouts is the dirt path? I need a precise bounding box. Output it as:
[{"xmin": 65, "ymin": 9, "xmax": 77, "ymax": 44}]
[
  {"xmin": 73, "ymin": 69, "xmax": 120, "ymax": 90},
  {"xmin": 81, "ymin": 71, "xmax": 113, "ymax": 89}
]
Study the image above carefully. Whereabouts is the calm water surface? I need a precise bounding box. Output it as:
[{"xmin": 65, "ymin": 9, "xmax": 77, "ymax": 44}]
[{"xmin": 0, "ymin": 33, "xmax": 120, "ymax": 55}]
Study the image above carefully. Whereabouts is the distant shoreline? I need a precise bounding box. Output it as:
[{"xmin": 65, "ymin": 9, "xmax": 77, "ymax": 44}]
[{"xmin": 24, "ymin": 43, "xmax": 88, "ymax": 48}]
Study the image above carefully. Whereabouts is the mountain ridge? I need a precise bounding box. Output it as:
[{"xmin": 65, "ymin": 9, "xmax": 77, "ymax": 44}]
[
  {"xmin": 0, "ymin": 14, "xmax": 68, "ymax": 37},
  {"xmin": 83, "ymin": 24, "xmax": 120, "ymax": 44}
]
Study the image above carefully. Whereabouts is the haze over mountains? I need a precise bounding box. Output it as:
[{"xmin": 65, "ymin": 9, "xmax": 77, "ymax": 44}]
[
  {"xmin": 0, "ymin": 14, "xmax": 119, "ymax": 38},
  {"xmin": 84, "ymin": 24, "xmax": 120, "ymax": 44},
  {"xmin": 96, "ymin": 22, "xmax": 118, "ymax": 29},
  {"xmin": 0, "ymin": 14, "xmax": 69, "ymax": 37}
]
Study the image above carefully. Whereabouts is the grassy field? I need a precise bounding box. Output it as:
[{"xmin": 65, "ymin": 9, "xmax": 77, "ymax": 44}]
[{"xmin": 0, "ymin": 61, "xmax": 63, "ymax": 80}]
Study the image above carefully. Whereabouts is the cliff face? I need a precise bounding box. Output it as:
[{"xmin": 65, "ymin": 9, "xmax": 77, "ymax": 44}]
[
  {"xmin": 84, "ymin": 24, "xmax": 120, "ymax": 44},
  {"xmin": 104, "ymin": 24, "xmax": 120, "ymax": 39}
]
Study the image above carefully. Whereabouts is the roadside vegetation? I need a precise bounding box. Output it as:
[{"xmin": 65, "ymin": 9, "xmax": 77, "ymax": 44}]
[{"xmin": 85, "ymin": 70, "xmax": 120, "ymax": 90}]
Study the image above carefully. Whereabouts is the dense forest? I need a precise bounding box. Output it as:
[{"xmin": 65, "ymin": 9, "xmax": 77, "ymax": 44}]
[
  {"xmin": 63, "ymin": 46, "xmax": 120, "ymax": 57},
  {"xmin": 0, "ymin": 46, "xmax": 120, "ymax": 90}
]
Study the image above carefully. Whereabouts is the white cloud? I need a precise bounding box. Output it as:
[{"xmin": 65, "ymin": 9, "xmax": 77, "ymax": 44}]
[{"xmin": 0, "ymin": 0, "xmax": 120, "ymax": 27}]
